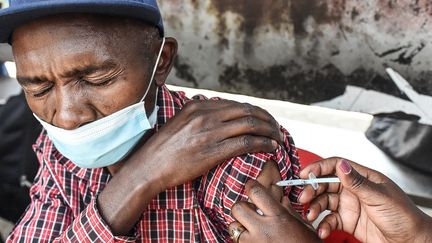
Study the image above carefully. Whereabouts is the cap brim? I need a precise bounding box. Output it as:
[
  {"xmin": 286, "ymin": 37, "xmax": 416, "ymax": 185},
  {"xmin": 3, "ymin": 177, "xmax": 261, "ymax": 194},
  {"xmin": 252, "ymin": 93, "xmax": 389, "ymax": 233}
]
[{"xmin": 0, "ymin": 0, "xmax": 164, "ymax": 43}]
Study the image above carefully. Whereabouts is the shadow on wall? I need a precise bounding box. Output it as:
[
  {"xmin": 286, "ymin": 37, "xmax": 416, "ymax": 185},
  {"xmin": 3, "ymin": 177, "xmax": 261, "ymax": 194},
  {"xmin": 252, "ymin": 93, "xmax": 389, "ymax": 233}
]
[{"xmin": 159, "ymin": 0, "xmax": 432, "ymax": 105}]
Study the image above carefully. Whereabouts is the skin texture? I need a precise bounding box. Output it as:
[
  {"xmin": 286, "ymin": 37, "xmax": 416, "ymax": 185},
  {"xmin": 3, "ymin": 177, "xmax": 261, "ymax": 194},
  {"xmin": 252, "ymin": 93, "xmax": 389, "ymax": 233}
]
[
  {"xmin": 12, "ymin": 14, "xmax": 283, "ymax": 235},
  {"xmin": 299, "ymin": 158, "xmax": 432, "ymax": 243},
  {"xmin": 228, "ymin": 158, "xmax": 432, "ymax": 243},
  {"xmin": 229, "ymin": 180, "xmax": 320, "ymax": 243}
]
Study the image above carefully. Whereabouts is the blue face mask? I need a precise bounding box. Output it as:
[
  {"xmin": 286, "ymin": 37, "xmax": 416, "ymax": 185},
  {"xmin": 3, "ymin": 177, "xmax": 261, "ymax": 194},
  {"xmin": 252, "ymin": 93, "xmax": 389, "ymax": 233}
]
[{"xmin": 34, "ymin": 38, "xmax": 166, "ymax": 169}]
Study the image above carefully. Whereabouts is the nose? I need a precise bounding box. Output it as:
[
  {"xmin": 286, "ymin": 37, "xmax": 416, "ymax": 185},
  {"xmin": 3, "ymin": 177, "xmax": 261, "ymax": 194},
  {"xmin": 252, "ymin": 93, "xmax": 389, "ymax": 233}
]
[{"xmin": 52, "ymin": 91, "xmax": 96, "ymax": 130}]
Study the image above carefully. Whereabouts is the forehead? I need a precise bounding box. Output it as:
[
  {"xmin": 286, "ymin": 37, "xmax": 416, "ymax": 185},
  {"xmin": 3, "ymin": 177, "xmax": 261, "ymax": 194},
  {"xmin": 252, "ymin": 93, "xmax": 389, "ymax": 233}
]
[
  {"xmin": 13, "ymin": 14, "xmax": 125, "ymax": 56},
  {"xmin": 11, "ymin": 14, "xmax": 143, "ymax": 76}
]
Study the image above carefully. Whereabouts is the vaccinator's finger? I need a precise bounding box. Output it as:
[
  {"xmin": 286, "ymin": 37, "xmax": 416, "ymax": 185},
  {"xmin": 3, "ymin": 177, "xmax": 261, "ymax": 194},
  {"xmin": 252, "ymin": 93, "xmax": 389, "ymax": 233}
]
[{"xmin": 306, "ymin": 193, "xmax": 340, "ymax": 222}]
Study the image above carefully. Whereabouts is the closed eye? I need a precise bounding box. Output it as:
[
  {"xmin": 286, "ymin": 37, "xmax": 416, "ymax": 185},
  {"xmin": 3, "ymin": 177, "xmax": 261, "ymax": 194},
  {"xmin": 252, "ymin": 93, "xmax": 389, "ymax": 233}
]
[
  {"xmin": 25, "ymin": 84, "xmax": 54, "ymax": 98},
  {"xmin": 78, "ymin": 76, "xmax": 116, "ymax": 87}
]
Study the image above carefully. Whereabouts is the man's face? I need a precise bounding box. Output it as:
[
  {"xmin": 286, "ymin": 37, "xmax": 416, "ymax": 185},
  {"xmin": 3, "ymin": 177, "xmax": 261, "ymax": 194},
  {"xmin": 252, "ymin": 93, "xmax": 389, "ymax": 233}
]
[{"xmin": 11, "ymin": 14, "xmax": 176, "ymax": 130}]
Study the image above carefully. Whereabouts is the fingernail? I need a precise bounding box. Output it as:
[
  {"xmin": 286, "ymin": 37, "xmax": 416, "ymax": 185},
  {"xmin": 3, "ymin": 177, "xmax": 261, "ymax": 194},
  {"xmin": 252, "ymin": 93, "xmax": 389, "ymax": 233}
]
[
  {"xmin": 318, "ymin": 229, "xmax": 323, "ymax": 238},
  {"xmin": 272, "ymin": 140, "xmax": 278, "ymax": 148},
  {"xmin": 340, "ymin": 159, "xmax": 352, "ymax": 174},
  {"xmin": 256, "ymin": 208, "xmax": 264, "ymax": 215}
]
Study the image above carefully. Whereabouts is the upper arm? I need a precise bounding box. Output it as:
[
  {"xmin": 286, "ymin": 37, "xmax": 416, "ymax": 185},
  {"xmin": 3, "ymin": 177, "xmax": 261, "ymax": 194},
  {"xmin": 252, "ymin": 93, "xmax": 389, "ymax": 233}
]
[
  {"xmin": 198, "ymin": 125, "xmax": 303, "ymax": 240},
  {"xmin": 256, "ymin": 160, "xmax": 283, "ymax": 203}
]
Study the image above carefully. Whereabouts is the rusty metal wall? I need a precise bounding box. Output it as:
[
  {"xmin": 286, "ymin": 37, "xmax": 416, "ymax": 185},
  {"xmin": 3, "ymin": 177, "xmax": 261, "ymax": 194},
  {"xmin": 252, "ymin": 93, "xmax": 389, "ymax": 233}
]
[{"xmin": 159, "ymin": 0, "xmax": 432, "ymax": 104}]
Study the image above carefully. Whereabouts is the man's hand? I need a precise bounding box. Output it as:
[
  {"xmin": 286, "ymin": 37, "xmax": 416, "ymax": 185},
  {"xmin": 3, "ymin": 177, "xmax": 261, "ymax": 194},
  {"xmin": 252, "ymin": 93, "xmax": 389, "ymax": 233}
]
[
  {"xmin": 299, "ymin": 157, "xmax": 432, "ymax": 243},
  {"xmin": 228, "ymin": 180, "xmax": 321, "ymax": 243},
  {"xmin": 132, "ymin": 100, "xmax": 284, "ymax": 191},
  {"xmin": 98, "ymin": 100, "xmax": 285, "ymax": 235}
]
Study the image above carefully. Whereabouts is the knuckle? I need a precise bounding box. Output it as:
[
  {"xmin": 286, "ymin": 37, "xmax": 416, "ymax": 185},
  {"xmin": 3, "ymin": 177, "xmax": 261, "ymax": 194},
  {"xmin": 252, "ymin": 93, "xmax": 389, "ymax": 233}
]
[
  {"xmin": 246, "ymin": 116, "xmax": 257, "ymax": 129},
  {"xmin": 241, "ymin": 135, "xmax": 252, "ymax": 148},
  {"xmin": 261, "ymin": 138, "xmax": 272, "ymax": 149},
  {"xmin": 249, "ymin": 184, "xmax": 264, "ymax": 198},
  {"xmin": 329, "ymin": 156, "xmax": 342, "ymax": 161},
  {"xmin": 350, "ymin": 173, "xmax": 365, "ymax": 190},
  {"xmin": 271, "ymin": 127, "xmax": 279, "ymax": 139},
  {"xmin": 185, "ymin": 100, "xmax": 201, "ymax": 113},
  {"xmin": 232, "ymin": 201, "xmax": 245, "ymax": 214},
  {"xmin": 190, "ymin": 111, "xmax": 207, "ymax": 126},
  {"xmin": 242, "ymin": 103, "xmax": 255, "ymax": 115}
]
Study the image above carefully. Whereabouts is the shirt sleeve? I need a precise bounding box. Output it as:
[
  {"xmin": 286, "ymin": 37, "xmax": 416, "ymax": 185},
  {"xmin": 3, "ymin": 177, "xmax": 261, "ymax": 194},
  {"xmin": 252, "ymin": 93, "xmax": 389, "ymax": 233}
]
[
  {"xmin": 197, "ymin": 126, "xmax": 303, "ymax": 240},
  {"xmin": 6, "ymin": 162, "xmax": 136, "ymax": 243}
]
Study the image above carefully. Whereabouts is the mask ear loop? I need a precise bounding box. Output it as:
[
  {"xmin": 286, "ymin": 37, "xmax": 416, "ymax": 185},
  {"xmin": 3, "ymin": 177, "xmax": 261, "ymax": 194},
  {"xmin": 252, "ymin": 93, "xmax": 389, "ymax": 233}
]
[{"xmin": 141, "ymin": 37, "xmax": 166, "ymax": 102}]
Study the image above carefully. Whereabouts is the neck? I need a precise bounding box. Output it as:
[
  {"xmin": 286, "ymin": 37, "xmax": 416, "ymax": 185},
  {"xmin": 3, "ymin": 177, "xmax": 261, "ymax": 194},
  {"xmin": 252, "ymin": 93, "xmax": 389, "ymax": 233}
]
[{"xmin": 107, "ymin": 129, "xmax": 155, "ymax": 175}]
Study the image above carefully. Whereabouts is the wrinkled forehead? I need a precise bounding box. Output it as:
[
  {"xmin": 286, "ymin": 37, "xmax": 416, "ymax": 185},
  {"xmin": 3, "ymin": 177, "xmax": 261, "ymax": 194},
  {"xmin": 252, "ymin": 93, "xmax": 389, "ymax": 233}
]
[
  {"xmin": 11, "ymin": 14, "xmax": 155, "ymax": 78},
  {"xmin": 12, "ymin": 14, "xmax": 130, "ymax": 53}
]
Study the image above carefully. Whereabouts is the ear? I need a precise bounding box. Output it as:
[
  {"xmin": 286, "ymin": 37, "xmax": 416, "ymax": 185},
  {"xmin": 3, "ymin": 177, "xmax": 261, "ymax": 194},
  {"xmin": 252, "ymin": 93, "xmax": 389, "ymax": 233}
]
[{"xmin": 154, "ymin": 37, "xmax": 178, "ymax": 87}]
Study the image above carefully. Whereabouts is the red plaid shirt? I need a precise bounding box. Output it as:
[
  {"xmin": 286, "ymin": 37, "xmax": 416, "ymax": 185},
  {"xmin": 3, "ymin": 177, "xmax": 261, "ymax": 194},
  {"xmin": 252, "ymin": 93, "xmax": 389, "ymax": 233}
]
[{"xmin": 7, "ymin": 85, "xmax": 303, "ymax": 242}]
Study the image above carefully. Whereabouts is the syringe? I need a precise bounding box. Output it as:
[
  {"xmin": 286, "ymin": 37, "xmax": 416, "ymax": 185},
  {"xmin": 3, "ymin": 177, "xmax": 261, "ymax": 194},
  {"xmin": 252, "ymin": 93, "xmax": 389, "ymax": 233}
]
[{"xmin": 276, "ymin": 172, "xmax": 340, "ymax": 190}]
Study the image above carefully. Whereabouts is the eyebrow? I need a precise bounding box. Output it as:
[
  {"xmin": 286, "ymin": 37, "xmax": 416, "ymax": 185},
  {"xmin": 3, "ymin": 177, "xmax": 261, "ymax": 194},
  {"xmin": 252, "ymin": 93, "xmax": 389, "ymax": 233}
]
[{"xmin": 16, "ymin": 60, "xmax": 120, "ymax": 86}]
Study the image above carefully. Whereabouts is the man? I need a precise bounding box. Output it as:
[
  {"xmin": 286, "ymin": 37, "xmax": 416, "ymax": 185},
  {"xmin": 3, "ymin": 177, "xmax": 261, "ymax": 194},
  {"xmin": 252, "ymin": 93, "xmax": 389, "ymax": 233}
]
[{"xmin": 1, "ymin": 0, "xmax": 303, "ymax": 242}]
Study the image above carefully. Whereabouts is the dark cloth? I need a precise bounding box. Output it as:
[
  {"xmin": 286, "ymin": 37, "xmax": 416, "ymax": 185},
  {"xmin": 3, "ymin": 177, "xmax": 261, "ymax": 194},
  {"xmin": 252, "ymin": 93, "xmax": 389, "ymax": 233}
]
[
  {"xmin": 366, "ymin": 113, "xmax": 432, "ymax": 175},
  {"xmin": 0, "ymin": 92, "xmax": 40, "ymax": 223}
]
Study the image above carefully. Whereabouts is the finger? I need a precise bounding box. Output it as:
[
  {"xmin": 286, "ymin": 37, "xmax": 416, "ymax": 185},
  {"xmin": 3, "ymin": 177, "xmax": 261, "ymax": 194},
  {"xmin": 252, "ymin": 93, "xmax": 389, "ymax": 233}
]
[
  {"xmin": 216, "ymin": 103, "xmax": 284, "ymax": 142},
  {"xmin": 299, "ymin": 157, "xmax": 340, "ymax": 179},
  {"xmin": 317, "ymin": 213, "xmax": 342, "ymax": 239},
  {"xmin": 231, "ymin": 201, "xmax": 260, "ymax": 230},
  {"xmin": 335, "ymin": 159, "xmax": 384, "ymax": 204},
  {"xmin": 216, "ymin": 135, "xmax": 278, "ymax": 160},
  {"xmin": 299, "ymin": 181, "xmax": 341, "ymax": 205},
  {"xmin": 218, "ymin": 116, "xmax": 282, "ymax": 145},
  {"xmin": 217, "ymin": 102, "xmax": 274, "ymax": 123},
  {"xmin": 298, "ymin": 183, "xmax": 326, "ymax": 204},
  {"xmin": 183, "ymin": 100, "xmax": 278, "ymax": 128},
  {"xmin": 245, "ymin": 180, "xmax": 285, "ymax": 216},
  {"xmin": 306, "ymin": 193, "xmax": 340, "ymax": 222},
  {"xmin": 300, "ymin": 157, "xmax": 382, "ymax": 181},
  {"xmin": 228, "ymin": 221, "xmax": 250, "ymax": 243}
]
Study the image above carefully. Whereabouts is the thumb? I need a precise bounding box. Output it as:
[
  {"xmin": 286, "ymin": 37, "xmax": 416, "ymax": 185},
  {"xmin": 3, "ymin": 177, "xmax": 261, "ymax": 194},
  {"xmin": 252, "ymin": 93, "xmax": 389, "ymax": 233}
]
[{"xmin": 336, "ymin": 159, "xmax": 381, "ymax": 203}]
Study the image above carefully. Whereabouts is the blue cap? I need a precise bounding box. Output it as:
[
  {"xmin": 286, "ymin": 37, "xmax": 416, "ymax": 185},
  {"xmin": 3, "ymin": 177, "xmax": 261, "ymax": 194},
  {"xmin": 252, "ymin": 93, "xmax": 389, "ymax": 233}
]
[{"xmin": 0, "ymin": 0, "xmax": 164, "ymax": 43}]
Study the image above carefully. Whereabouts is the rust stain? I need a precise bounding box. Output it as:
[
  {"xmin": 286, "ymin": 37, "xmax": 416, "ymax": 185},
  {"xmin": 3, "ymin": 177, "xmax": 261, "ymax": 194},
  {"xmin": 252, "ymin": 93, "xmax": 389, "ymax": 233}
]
[
  {"xmin": 290, "ymin": 0, "xmax": 346, "ymax": 35},
  {"xmin": 376, "ymin": 0, "xmax": 432, "ymax": 18},
  {"xmin": 209, "ymin": 0, "xmax": 346, "ymax": 54},
  {"xmin": 210, "ymin": 0, "xmax": 347, "ymax": 35},
  {"xmin": 209, "ymin": 0, "xmax": 291, "ymax": 54},
  {"xmin": 173, "ymin": 56, "xmax": 199, "ymax": 87},
  {"xmin": 210, "ymin": 0, "xmax": 291, "ymax": 36}
]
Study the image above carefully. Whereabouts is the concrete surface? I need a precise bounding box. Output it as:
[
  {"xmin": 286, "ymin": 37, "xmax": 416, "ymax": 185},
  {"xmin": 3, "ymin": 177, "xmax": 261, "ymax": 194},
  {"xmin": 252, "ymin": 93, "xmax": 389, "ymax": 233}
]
[
  {"xmin": 159, "ymin": 0, "xmax": 432, "ymax": 104},
  {"xmin": 3, "ymin": 1, "xmax": 432, "ymax": 106}
]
